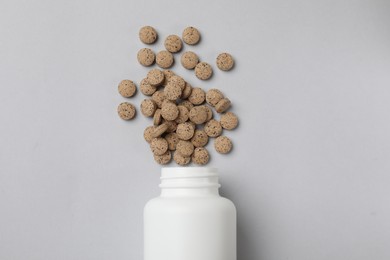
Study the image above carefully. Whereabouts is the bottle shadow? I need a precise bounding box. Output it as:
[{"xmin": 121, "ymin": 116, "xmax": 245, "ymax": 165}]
[{"xmin": 220, "ymin": 188, "xmax": 260, "ymax": 260}]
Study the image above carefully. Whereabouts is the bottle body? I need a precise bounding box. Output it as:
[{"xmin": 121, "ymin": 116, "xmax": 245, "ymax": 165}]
[{"xmin": 144, "ymin": 167, "xmax": 236, "ymax": 260}]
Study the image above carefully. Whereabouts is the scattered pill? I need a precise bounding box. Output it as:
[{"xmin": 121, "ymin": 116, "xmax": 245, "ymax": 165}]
[
  {"xmin": 182, "ymin": 26, "xmax": 200, "ymax": 45},
  {"xmin": 118, "ymin": 102, "xmax": 136, "ymax": 120},
  {"xmin": 165, "ymin": 35, "xmax": 183, "ymax": 53},
  {"xmin": 216, "ymin": 53, "xmax": 234, "ymax": 71},
  {"xmin": 214, "ymin": 136, "xmax": 232, "ymax": 154},
  {"xmin": 139, "ymin": 26, "xmax": 158, "ymax": 44},
  {"xmin": 137, "ymin": 48, "xmax": 155, "ymax": 66}
]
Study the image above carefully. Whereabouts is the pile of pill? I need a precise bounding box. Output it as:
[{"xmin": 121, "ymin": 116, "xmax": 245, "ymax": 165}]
[{"xmin": 117, "ymin": 26, "xmax": 238, "ymax": 165}]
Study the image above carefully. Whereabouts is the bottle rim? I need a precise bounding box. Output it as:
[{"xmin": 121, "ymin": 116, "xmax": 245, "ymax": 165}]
[{"xmin": 161, "ymin": 167, "xmax": 218, "ymax": 179}]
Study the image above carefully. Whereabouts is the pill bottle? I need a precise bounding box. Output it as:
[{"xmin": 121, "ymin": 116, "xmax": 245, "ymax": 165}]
[{"xmin": 144, "ymin": 167, "xmax": 236, "ymax": 260}]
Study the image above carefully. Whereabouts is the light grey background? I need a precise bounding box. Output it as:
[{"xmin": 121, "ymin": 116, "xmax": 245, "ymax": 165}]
[{"xmin": 1, "ymin": 0, "xmax": 390, "ymax": 259}]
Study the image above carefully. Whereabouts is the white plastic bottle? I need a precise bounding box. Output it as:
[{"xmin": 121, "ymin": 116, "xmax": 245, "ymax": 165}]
[{"xmin": 144, "ymin": 167, "xmax": 236, "ymax": 260}]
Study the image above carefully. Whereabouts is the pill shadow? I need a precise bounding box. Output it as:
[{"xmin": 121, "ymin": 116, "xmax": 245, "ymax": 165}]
[{"xmin": 220, "ymin": 187, "xmax": 261, "ymax": 260}]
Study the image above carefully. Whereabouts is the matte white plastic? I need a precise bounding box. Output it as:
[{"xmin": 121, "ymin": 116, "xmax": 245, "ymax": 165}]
[{"xmin": 144, "ymin": 167, "xmax": 237, "ymax": 260}]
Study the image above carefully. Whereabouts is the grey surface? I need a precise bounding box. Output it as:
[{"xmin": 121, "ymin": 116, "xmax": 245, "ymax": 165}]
[{"xmin": 1, "ymin": 0, "xmax": 390, "ymax": 259}]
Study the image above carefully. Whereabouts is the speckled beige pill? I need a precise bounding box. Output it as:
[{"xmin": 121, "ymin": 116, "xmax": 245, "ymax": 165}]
[
  {"xmin": 175, "ymin": 105, "xmax": 189, "ymax": 124},
  {"xmin": 118, "ymin": 80, "xmax": 136, "ymax": 98},
  {"xmin": 204, "ymin": 119, "xmax": 222, "ymax": 137},
  {"xmin": 139, "ymin": 26, "xmax": 158, "ymax": 44},
  {"xmin": 140, "ymin": 99, "xmax": 157, "ymax": 117},
  {"xmin": 152, "ymin": 122, "xmax": 168, "ymax": 138},
  {"xmin": 191, "ymin": 129, "xmax": 209, "ymax": 147},
  {"xmin": 203, "ymin": 105, "xmax": 213, "ymax": 121},
  {"xmin": 189, "ymin": 106, "xmax": 208, "ymax": 124},
  {"xmin": 162, "ymin": 70, "xmax": 175, "ymax": 85},
  {"xmin": 144, "ymin": 126, "xmax": 155, "ymax": 143},
  {"xmin": 147, "ymin": 69, "xmax": 164, "ymax": 86},
  {"xmin": 176, "ymin": 140, "xmax": 194, "ymax": 157},
  {"xmin": 179, "ymin": 100, "xmax": 194, "ymax": 111},
  {"xmin": 137, "ymin": 48, "xmax": 155, "ymax": 67},
  {"xmin": 173, "ymin": 150, "xmax": 191, "ymax": 165},
  {"xmin": 220, "ymin": 112, "xmax": 238, "ymax": 130},
  {"xmin": 195, "ymin": 62, "xmax": 213, "ymax": 80},
  {"xmin": 215, "ymin": 98, "xmax": 231, "ymax": 113},
  {"xmin": 153, "ymin": 109, "xmax": 162, "ymax": 126},
  {"xmin": 150, "ymin": 137, "xmax": 168, "ymax": 156},
  {"xmin": 181, "ymin": 51, "xmax": 199, "ymax": 70},
  {"xmin": 151, "ymin": 91, "xmax": 166, "ymax": 108},
  {"xmin": 192, "ymin": 147, "xmax": 210, "ymax": 165},
  {"xmin": 182, "ymin": 26, "xmax": 200, "ymax": 45},
  {"xmin": 167, "ymin": 75, "xmax": 186, "ymax": 90},
  {"xmin": 156, "ymin": 50, "xmax": 174, "ymax": 69},
  {"xmin": 216, "ymin": 53, "xmax": 234, "ymax": 71},
  {"xmin": 176, "ymin": 122, "xmax": 195, "ymax": 140},
  {"xmin": 117, "ymin": 102, "xmax": 136, "ymax": 120},
  {"xmin": 161, "ymin": 101, "xmax": 179, "ymax": 121},
  {"xmin": 206, "ymin": 89, "xmax": 224, "ymax": 106},
  {"xmin": 165, "ymin": 132, "xmax": 179, "ymax": 150},
  {"xmin": 188, "ymin": 87, "xmax": 205, "ymax": 105},
  {"xmin": 164, "ymin": 35, "xmax": 183, "ymax": 53},
  {"xmin": 140, "ymin": 78, "xmax": 157, "ymax": 96},
  {"xmin": 163, "ymin": 119, "xmax": 178, "ymax": 133},
  {"xmin": 154, "ymin": 150, "xmax": 171, "ymax": 165},
  {"xmin": 214, "ymin": 136, "xmax": 232, "ymax": 154},
  {"xmin": 181, "ymin": 82, "xmax": 192, "ymax": 99},
  {"xmin": 164, "ymin": 81, "xmax": 182, "ymax": 101}
]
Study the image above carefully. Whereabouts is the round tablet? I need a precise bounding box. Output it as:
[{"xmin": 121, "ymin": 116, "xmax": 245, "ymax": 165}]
[
  {"xmin": 152, "ymin": 122, "xmax": 168, "ymax": 138},
  {"xmin": 140, "ymin": 99, "xmax": 157, "ymax": 117},
  {"xmin": 176, "ymin": 122, "xmax": 195, "ymax": 140},
  {"xmin": 151, "ymin": 90, "xmax": 166, "ymax": 108},
  {"xmin": 146, "ymin": 69, "xmax": 164, "ymax": 86},
  {"xmin": 117, "ymin": 102, "xmax": 136, "ymax": 120},
  {"xmin": 140, "ymin": 78, "xmax": 157, "ymax": 96},
  {"xmin": 163, "ymin": 119, "xmax": 178, "ymax": 133},
  {"xmin": 175, "ymin": 105, "xmax": 189, "ymax": 124},
  {"xmin": 139, "ymin": 26, "xmax": 158, "ymax": 44},
  {"xmin": 191, "ymin": 130, "xmax": 209, "ymax": 147},
  {"xmin": 203, "ymin": 105, "xmax": 213, "ymax": 121},
  {"xmin": 165, "ymin": 132, "xmax": 179, "ymax": 150},
  {"xmin": 167, "ymin": 75, "xmax": 186, "ymax": 90},
  {"xmin": 204, "ymin": 119, "xmax": 222, "ymax": 137},
  {"xmin": 220, "ymin": 112, "xmax": 238, "ymax": 130},
  {"xmin": 153, "ymin": 109, "xmax": 162, "ymax": 126},
  {"xmin": 206, "ymin": 89, "xmax": 224, "ymax": 106},
  {"xmin": 164, "ymin": 81, "xmax": 182, "ymax": 101},
  {"xmin": 192, "ymin": 147, "xmax": 210, "ymax": 165},
  {"xmin": 182, "ymin": 26, "xmax": 200, "ymax": 45},
  {"xmin": 162, "ymin": 70, "xmax": 175, "ymax": 85},
  {"xmin": 144, "ymin": 126, "xmax": 155, "ymax": 143},
  {"xmin": 156, "ymin": 50, "xmax": 174, "ymax": 69},
  {"xmin": 195, "ymin": 62, "xmax": 213, "ymax": 80},
  {"xmin": 181, "ymin": 51, "xmax": 199, "ymax": 69},
  {"xmin": 216, "ymin": 53, "xmax": 234, "ymax": 71},
  {"xmin": 154, "ymin": 150, "xmax": 171, "ymax": 165},
  {"xmin": 176, "ymin": 140, "xmax": 194, "ymax": 157},
  {"xmin": 150, "ymin": 137, "xmax": 168, "ymax": 156},
  {"xmin": 189, "ymin": 106, "xmax": 208, "ymax": 125},
  {"xmin": 137, "ymin": 48, "xmax": 155, "ymax": 67},
  {"xmin": 214, "ymin": 136, "xmax": 232, "ymax": 154},
  {"xmin": 161, "ymin": 101, "xmax": 179, "ymax": 121},
  {"xmin": 215, "ymin": 98, "xmax": 231, "ymax": 113},
  {"xmin": 164, "ymin": 35, "xmax": 183, "ymax": 53},
  {"xmin": 173, "ymin": 150, "xmax": 191, "ymax": 165},
  {"xmin": 188, "ymin": 87, "xmax": 205, "ymax": 105},
  {"xmin": 181, "ymin": 82, "xmax": 192, "ymax": 99},
  {"xmin": 118, "ymin": 80, "xmax": 136, "ymax": 98}
]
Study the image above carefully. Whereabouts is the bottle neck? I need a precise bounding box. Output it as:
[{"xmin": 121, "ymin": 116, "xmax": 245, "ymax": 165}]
[{"xmin": 159, "ymin": 167, "xmax": 221, "ymax": 197}]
